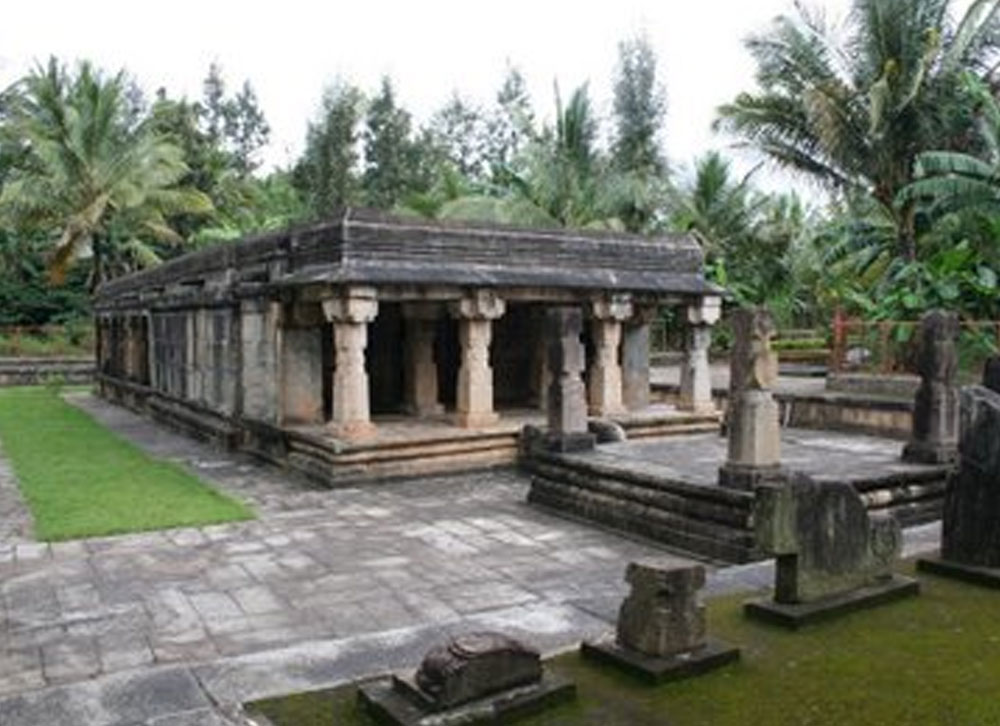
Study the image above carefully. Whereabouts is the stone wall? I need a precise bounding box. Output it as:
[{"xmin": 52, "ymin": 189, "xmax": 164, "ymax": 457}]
[{"xmin": 0, "ymin": 357, "xmax": 94, "ymax": 387}]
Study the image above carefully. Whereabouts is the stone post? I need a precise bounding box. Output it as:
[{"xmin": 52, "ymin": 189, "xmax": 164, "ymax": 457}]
[
  {"xmin": 544, "ymin": 306, "xmax": 594, "ymax": 452},
  {"xmin": 451, "ymin": 290, "xmax": 505, "ymax": 428},
  {"xmin": 240, "ymin": 299, "xmax": 283, "ymax": 423},
  {"xmin": 622, "ymin": 306, "xmax": 657, "ymax": 411},
  {"xmin": 902, "ymin": 309, "xmax": 959, "ymax": 464},
  {"xmin": 679, "ymin": 296, "xmax": 721, "ymax": 413},
  {"xmin": 588, "ymin": 295, "xmax": 633, "ymax": 417},
  {"xmin": 402, "ymin": 303, "xmax": 444, "ymax": 417},
  {"xmin": 281, "ymin": 303, "xmax": 326, "ymax": 426},
  {"xmin": 718, "ymin": 307, "xmax": 783, "ymax": 490},
  {"xmin": 323, "ymin": 287, "xmax": 378, "ymax": 441}
]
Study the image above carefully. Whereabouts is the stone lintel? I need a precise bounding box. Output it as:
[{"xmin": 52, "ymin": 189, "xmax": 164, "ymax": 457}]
[
  {"xmin": 744, "ymin": 574, "xmax": 919, "ymax": 629},
  {"xmin": 321, "ymin": 286, "xmax": 378, "ymax": 324},
  {"xmin": 917, "ymin": 557, "xmax": 1000, "ymax": 588},
  {"xmin": 580, "ymin": 638, "xmax": 740, "ymax": 684}
]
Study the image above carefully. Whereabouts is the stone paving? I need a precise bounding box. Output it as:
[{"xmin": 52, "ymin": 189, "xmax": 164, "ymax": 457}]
[{"xmin": 0, "ymin": 394, "xmax": 942, "ymax": 726}]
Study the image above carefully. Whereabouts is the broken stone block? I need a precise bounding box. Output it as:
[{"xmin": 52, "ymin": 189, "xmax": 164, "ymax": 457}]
[
  {"xmin": 918, "ymin": 383, "xmax": 1000, "ymax": 587},
  {"xmin": 746, "ymin": 474, "xmax": 918, "ymax": 627},
  {"xmin": 582, "ymin": 562, "xmax": 739, "ymax": 683},
  {"xmin": 902, "ymin": 309, "xmax": 959, "ymax": 464},
  {"xmin": 358, "ymin": 632, "xmax": 575, "ymax": 725}
]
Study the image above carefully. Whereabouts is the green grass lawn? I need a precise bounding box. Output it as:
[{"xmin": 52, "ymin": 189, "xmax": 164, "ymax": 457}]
[
  {"xmin": 0, "ymin": 386, "xmax": 252, "ymax": 540},
  {"xmin": 250, "ymin": 568, "xmax": 1000, "ymax": 726}
]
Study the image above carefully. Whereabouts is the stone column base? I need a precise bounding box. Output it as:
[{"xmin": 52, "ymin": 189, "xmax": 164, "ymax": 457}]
[
  {"xmin": 406, "ymin": 403, "xmax": 445, "ymax": 418},
  {"xmin": 455, "ymin": 411, "xmax": 500, "ymax": 429},
  {"xmin": 901, "ymin": 440, "xmax": 958, "ymax": 465},
  {"xmin": 328, "ymin": 420, "xmax": 378, "ymax": 442},
  {"xmin": 717, "ymin": 464, "xmax": 786, "ymax": 490},
  {"xmin": 544, "ymin": 432, "xmax": 596, "ymax": 453}
]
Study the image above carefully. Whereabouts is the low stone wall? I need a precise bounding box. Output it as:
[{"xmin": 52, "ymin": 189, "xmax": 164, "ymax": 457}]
[
  {"xmin": 0, "ymin": 357, "xmax": 95, "ymax": 387},
  {"xmin": 826, "ymin": 372, "xmax": 921, "ymax": 399},
  {"xmin": 652, "ymin": 383, "xmax": 913, "ymax": 440}
]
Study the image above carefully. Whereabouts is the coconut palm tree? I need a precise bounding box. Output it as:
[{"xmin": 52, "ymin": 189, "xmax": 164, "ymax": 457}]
[
  {"xmin": 716, "ymin": 0, "xmax": 1000, "ymax": 261},
  {"xmin": 0, "ymin": 58, "xmax": 212, "ymax": 288}
]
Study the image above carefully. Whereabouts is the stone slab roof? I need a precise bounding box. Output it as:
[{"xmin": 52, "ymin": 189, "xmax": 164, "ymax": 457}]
[{"xmin": 96, "ymin": 209, "xmax": 718, "ymax": 302}]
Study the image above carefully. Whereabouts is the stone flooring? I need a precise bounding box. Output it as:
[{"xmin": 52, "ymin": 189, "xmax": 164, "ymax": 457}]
[
  {"xmin": 0, "ymin": 394, "xmax": 942, "ymax": 726},
  {"xmin": 569, "ymin": 428, "xmax": 942, "ymax": 487}
]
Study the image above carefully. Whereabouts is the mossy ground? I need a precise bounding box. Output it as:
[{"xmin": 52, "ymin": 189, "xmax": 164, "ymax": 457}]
[
  {"xmin": 250, "ymin": 566, "xmax": 1000, "ymax": 726},
  {"xmin": 0, "ymin": 386, "xmax": 252, "ymax": 540}
]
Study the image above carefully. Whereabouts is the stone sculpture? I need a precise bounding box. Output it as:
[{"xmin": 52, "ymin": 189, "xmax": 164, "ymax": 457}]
[
  {"xmin": 582, "ymin": 561, "xmax": 739, "ymax": 682},
  {"xmin": 746, "ymin": 474, "xmax": 918, "ymax": 627},
  {"xmin": 358, "ymin": 631, "xmax": 574, "ymax": 725},
  {"xmin": 902, "ymin": 309, "xmax": 959, "ymax": 464}
]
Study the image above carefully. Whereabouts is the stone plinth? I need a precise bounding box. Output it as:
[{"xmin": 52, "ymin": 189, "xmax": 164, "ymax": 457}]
[
  {"xmin": 545, "ymin": 307, "xmax": 594, "ymax": 453},
  {"xmin": 902, "ymin": 309, "xmax": 959, "ymax": 465},
  {"xmin": 746, "ymin": 474, "xmax": 918, "ymax": 627},
  {"xmin": 582, "ymin": 561, "xmax": 739, "ymax": 682},
  {"xmin": 452, "ymin": 291, "xmax": 505, "ymax": 429},
  {"xmin": 588, "ymin": 296, "xmax": 632, "ymax": 417},
  {"xmin": 719, "ymin": 307, "xmax": 783, "ymax": 489},
  {"xmin": 358, "ymin": 632, "xmax": 575, "ymax": 726},
  {"xmin": 323, "ymin": 287, "xmax": 378, "ymax": 441},
  {"xmin": 917, "ymin": 380, "xmax": 1000, "ymax": 586}
]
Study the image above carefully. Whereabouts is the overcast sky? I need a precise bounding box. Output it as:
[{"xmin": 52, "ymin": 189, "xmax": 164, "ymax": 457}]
[{"xmin": 1, "ymin": 0, "xmax": 855, "ymax": 185}]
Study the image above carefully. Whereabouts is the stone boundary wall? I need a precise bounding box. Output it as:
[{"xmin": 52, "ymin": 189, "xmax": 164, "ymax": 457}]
[{"xmin": 0, "ymin": 357, "xmax": 94, "ymax": 387}]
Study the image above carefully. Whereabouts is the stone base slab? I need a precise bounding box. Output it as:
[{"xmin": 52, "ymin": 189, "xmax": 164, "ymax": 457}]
[
  {"xmin": 357, "ymin": 673, "xmax": 575, "ymax": 726},
  {"xmin": 917, "ymin": 556, "xmax": 1000, "ymax": 588},
  {"xmin": 901, "ymin": 441, "xmax": 958, "ymax": 465},
  {"xmin": 455, "ymin": 412, "xmax": 501, "ymax": 429},
  {"xmin": 544, "ymin": 432, "xmax": 596, "ymax": 453},
  {"xmin": 744, "ymin": 574, "xmax": 919, "ymax": 629},
  {"xmin": 717, "ymin": 464, "xmax": 787, "ymax": 491},
  {"xmin": 580, "ymin": 638, "xmax": 740, "ymax": 684}
]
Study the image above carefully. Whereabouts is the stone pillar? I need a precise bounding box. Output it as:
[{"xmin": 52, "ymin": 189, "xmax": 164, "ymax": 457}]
[
  {"xmin": 451, "ymin": 290, "xmax": 505, "ymax": 429},
  {"xmin": 718, "ymin": 307, "xmax": 783, "ymax": 490},
  {"xmin": 588, "ymin": 296, "xmax": 633, "ymax": 417},
  {"xmin": 902, "ymin": 310, "xmax": 959, "ymax": 464},
  {"xmin": 240, "ymin": 299, "xmax": 282, "ymax": 423},
  {"xmin": 281, "ymin": 304, "xmax": 325, "ymax": 426},
  {"xmin": 544, "ymin": 306, "xmax": 594, "ymax": 452},
  {"xmin": 622, "ymin": 306, "xmax": 657, "ymax": 411},
  {"xmin": 403, "ymin": 303, "xmax": 444, "ymax": 417},
  {"xmin": 679, "ymin": 297, "xmax": 721, "ymax": 413},
  {"xmin": 323, "ymin": 287, "xmax": 378, "ymax": 441}
]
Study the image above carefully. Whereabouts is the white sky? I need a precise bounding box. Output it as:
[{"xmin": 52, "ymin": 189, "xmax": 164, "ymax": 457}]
[{"xmin": 0, "ymin": 0, "xmax": 855, "ymax": 186}]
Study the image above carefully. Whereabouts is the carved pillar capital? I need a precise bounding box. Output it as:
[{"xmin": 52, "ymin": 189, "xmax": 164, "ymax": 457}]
[
  {"xmin": 451, "ymin": 289, "xmax": 506, "ymax": 321},
  {"xmin": 686, "ymin": 295, "xmax": 722, "ymax": 327},
  {"xmin": 591, "ymin": 294, "xmax": 633, "ymax": 322},
  {"xmin": 322, "ymin": 286, "xmax": 378, "ymax": 324}
]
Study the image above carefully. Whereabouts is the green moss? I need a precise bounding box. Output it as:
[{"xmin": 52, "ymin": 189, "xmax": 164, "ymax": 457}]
[
  {"xmin": 251, "ymin": 571, "xmax": 1000, "ymax": 726},
  {"xmin": 0, "ymin": 387, "xmax": 252, "ymax": 540}
]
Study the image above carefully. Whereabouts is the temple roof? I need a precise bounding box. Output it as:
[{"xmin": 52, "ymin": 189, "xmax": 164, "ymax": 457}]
[{"xmin": 96, "ymin": 209, "xmax": 719, "ymax": 301}]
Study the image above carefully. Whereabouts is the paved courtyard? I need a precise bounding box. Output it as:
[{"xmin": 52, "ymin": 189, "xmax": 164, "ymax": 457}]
[{"xmin": 0, "ymin": 394, "xmax": 941, "ymax": 725}]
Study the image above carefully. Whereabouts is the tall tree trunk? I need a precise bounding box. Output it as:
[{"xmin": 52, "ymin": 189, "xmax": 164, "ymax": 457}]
[{"xmin": 897, "ymin": 200, "xmax": 917, "ymax": 262}]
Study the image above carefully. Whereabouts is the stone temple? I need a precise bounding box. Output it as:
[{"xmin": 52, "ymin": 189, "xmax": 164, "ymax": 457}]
[{"xmin": 93, "ymin": 210, "xmax": 722, "ymax": 485}]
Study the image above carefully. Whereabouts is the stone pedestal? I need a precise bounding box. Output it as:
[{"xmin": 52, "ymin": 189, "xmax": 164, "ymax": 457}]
[
  {"xmin": 582, "ymin": 561, "xmax": 739, "ymax": 683},
  {"xmin": 903, "ymin": 310, "xmax": 959, "ymax": 464},
  {"xmin": 545, "ymin": 307, "xmax": 594, "ymax": 453},
  {"xmin": 403, "ymin": 304, "xmax": 443, "ymax": 417},
  {"xmin": 745, "ymin": 474, "xmax": 918, "ymax": 628},
  {"xmin": 719, "ymin": 307, "xmax": 783, "ymax": 489},
  {"xmin": 323, "ymin": 287, "xmax": 378, "ymax": 441},
  {"xmin": 679, "ymin": 297, "xmax": 721, "ymax": 413},
  {"xmin": 588, "ymin": 296, "xmax": 632, "ymax": 417},
  {"xmin": 622, "ymin": 307, "xmax": 656, "ymax": 411},
  {"xmin": 452, "ymin": 291, "xmax": 505, "ymax": 429}
]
